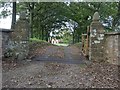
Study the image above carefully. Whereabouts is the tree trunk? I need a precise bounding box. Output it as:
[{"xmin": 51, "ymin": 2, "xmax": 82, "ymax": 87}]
[
  {"xmin": 45, "ymin": 30, "xmax": 49, "ymax": 42},
  {"xmin": 30, "ymin": 12, "xmax": 33, "ymax": 38},
  {"xmin": 73, "ymin": 32, "xmax": 75, "ymax": 44},
  {"xmin": 11, "ymin": 2, "xmax": 16, "ymax": 29},
  {"xmin": 29, "ymin": 2, "xmax": 35, "ymax": 38},
  {"xmin": 77, "ymin": 35, "xmax": 80, "ymax": 42},
  {"xmin": 38, "ymin": 26, "xmax": 41, "ymax": 39},
  {"xmin": 41, "ymin": 29, "xmax": 44, "ymax": 40}
]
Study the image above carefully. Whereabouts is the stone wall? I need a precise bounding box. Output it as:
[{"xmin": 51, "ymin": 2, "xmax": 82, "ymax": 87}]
[
  {"xmin": 0, "ymin": 31, "xmax": 2, "ymax": 58},
  {"xmin": 0, "ymin": 29, "xmax": 13, "ymax": 58},
  {"xmin": 0, "ymin": 30, "xmax": 1, "ymax": 90},
  {"xmin": 105, "ymin": 32, "xmax": 120, "ymax": 65}
]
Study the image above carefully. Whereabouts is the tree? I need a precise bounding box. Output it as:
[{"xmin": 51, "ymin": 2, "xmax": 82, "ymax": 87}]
[
  {"xmin": 112, "ymin": 2, "xmax": 120, "ymax": 31},
  {"xmin": 11, "ymin": 2, "xmax": 16, "ymax": 28},
  {"xmin": 1, "ymin": 2, "xmax": 118, "ymax": 43}
]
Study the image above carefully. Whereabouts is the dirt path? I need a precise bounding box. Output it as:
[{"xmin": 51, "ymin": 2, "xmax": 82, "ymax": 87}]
[
  {"xmin": 33, "ymin": 46, "xmax": 88, "ymax": 64},
  {"xmin": 2, "ymin": 45, "xmax": 119, "ymax": 88}
]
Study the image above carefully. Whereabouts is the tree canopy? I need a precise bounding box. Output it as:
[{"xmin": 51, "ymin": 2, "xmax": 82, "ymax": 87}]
[{"xmin": 0, "ymin": 2, "xmax": 119, "ymax": 43}]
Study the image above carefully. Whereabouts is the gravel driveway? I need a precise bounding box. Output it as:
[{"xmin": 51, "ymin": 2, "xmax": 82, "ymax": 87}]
[{"xmin": 2, "ymin": 45, "xmax": 119, "ymax": 88}]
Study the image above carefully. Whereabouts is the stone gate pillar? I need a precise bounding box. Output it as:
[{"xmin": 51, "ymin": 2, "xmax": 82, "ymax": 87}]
[
  {"xmin": 89, "ymin": 12, "xmax": 105, "ymax": 61},
  {"xmin": 9, "ymin": 11, "xmax": 30, "ymax": 60}
]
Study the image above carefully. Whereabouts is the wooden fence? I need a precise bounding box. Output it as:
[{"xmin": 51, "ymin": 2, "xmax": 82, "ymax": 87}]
[{"xmin": 81, "ymin": 26, "xmax": 90, "ymax": 57}]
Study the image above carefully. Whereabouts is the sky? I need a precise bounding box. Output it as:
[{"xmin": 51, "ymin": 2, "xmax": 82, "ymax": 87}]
[
  {"xmin": 0, "ymin": 3, "xmax": 11, "ymax": 29},
  {"xmin": 0, "ymin": 15, "xmax": 19, "ymax": 29},
  {"xmin": 0, "ymin": 2, "xmax": 74, "ymax": 32},
  {"xmin": 0, "ymin": 15, "xmax": 12, "ymax": 29},
  {"xmin": 0, "ymin": 3, "xmax": 20, "ymax": 29}
]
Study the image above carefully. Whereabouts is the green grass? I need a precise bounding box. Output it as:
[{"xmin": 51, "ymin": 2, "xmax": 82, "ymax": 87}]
[
  {"xmin": 54, "ymin": 43, "xmax": 69, "ymax": 46},
  {"xmin": 74, "ymin": 42, "xmax": 81, "ymax": 46},
  {"xmin": 29, "ymin": 38, "xmax": 53, "ymax": 45},
  {"xmin": 71, "ymin": 42, "xmax": 82, "ymax": 49},
  {"xmin": 29, "ymin": 38, "xmax": 53, "ymax": 50},
  {"xmin": 29, "ymin": 38, "xmax": 47, "ymax": 42}
]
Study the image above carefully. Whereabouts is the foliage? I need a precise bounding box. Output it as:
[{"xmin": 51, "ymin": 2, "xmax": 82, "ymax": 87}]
[
  {"xmin": 62, "ymin": 31, "xmax": 73, "ymax": 44},
  {"xmin": 29, "ymin": 38, "xmax": 52, "ymax": 51},
  {"xmin": 29, "ymin": 38, "xmax": 47, "ymax": 42},
  {"xmin": 0, "ymin": 2, "xmax": 119, "ymax": 43}
]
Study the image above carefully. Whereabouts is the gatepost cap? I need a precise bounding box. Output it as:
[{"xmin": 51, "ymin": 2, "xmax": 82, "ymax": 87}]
[
  {"xmin": 20, "ymin": 11, "xmax": 26, "ymax": 20},
  {"xmin": 93, "ymin": 12, "xmax": 100, "ymax": 21}
]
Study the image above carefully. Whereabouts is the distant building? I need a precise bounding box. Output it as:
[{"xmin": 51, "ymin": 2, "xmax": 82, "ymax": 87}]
[{"xmin": 48, "ymin": 37, "xmax": 60, "ymax": 44}]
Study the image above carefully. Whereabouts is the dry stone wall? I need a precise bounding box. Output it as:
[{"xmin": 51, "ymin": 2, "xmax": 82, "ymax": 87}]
[
  {"xmin": 104, "ymin": 32, "xmax": 120, "ymax": 65},
  {"xmin": 0, "ymin": 29, "xmax": 13, "ymax": 58},
  {"xmin": 0, "ymin": 30, "xmax": 2, "ymax": 59}
]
